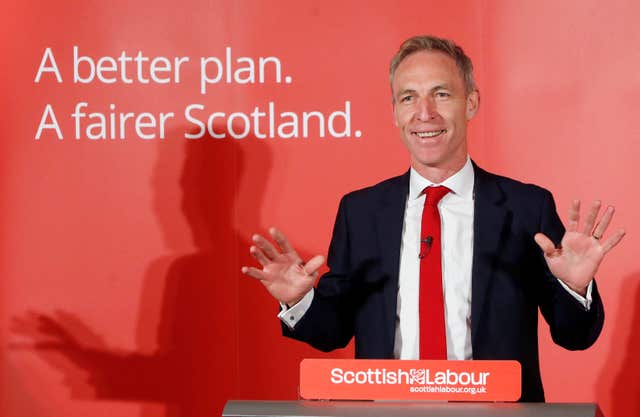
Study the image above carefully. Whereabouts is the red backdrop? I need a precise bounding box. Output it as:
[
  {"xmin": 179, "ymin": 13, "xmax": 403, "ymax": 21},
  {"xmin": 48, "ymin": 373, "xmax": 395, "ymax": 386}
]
[{"xmin": 2, "ymin": 1, "xmax": 638, "ymax": 416}]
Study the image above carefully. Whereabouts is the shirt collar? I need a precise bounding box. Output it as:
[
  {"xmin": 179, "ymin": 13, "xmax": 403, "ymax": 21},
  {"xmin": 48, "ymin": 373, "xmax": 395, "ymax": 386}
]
[{"xmin": 409, "ymin": 157, "xmax": 475, "ymax": 201}]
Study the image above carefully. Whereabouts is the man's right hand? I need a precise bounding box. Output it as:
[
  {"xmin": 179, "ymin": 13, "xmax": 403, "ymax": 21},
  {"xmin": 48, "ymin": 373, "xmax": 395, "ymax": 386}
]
[{"xmin": 241, "ymin": 227, "xmax": 325, "ymax": 306}]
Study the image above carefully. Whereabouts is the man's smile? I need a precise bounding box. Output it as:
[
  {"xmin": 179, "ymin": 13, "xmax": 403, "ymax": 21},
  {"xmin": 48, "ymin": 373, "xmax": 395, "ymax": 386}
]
[{"xmin": 413, "ymin": 129, "xmax": 447, "ymax": 139}]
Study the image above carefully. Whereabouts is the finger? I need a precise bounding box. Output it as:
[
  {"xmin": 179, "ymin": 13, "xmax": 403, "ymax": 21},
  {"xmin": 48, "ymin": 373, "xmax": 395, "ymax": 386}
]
[
  {"xmin": 303, "ymin": 255, "xmax": 326, "ymax": 276},
  {"xmin": 581, "ymin": 200, "xmax": 602, "ymax": 235},
  {"xmin": 601, "ymin": 229, "xmax": 626, "ymax": 253},
  {"xmin": 36, "ymin": 316, "xmax": 75, "ymax": 345},
  {"xmin": 270, "ymin": 227, "xmax": 299, "ymax": 257},
  {"xmin": 241, "ymin": 266, "xmax": 266, "ymax": 281},
  {"xmin": 534, "ymin": 233, "xmax": 557, "ymax": 256},
  {"xmin": 592, "ymin": 205, "xmax": 614, "ymax": 239},
  {"xmin": 252, "ymin": 233, "xmax": 280, "ymax": 259},
  {"xmin": 567, "ymin": 199, "xmax": 580, "ymax": 232},
  {"xmin": 249, "ymin": 245, "xmax": 270, "ymax": 267}
]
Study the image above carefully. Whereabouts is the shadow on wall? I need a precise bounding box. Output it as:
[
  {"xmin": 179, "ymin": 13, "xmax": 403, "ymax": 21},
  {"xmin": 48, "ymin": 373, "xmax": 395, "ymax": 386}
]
[
  {"xmin": 596, "ymin": 272, "xmax": 640, "ymax": 417},
  {"xmin": 11, "ymin": 127, "xmax": 273, "ymax": 417}
]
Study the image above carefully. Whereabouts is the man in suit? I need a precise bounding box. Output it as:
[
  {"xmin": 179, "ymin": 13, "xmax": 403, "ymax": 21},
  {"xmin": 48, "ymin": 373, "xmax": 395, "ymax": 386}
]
[{"xmin": 242, "ymin": 35, "xmax": 625, "ymax": 401}]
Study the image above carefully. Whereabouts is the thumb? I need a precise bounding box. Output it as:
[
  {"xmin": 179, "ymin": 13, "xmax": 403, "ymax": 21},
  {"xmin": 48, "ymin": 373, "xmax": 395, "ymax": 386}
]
[
  {"xmin": 534, "ymin": 232, "xmax": 556, "ymax": 256},
  {"xmin": 304, "ymin": 255, "xmax": 325, "ymax": 277}
]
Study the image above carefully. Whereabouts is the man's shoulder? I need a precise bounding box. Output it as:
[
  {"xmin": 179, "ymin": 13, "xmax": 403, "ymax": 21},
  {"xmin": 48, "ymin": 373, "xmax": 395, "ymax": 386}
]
[
  {"xmin": 341, "ymin": 171, "xmax": 409, "ymax": 204},
  {"xmin": 474, "ymin": 164, "xmax": 553, "ymax": 201}
]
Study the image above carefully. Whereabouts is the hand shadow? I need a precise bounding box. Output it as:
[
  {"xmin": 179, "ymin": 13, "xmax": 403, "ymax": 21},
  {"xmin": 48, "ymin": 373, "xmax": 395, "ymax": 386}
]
[{"xmin": 11, "ymin": 310, "xmax": 109, "ymax": 398}]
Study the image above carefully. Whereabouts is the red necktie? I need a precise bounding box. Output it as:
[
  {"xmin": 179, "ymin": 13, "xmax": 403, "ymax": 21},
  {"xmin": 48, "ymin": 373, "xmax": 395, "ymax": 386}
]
[{"xmin": 419, "ymin": 185, "xmax": 450, "ymax": 359}]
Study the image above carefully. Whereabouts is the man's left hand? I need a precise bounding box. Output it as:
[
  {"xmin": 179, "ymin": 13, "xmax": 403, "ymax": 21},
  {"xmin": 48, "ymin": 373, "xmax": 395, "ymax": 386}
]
[{"xmin": 534, "ymin": 200, "xmax": 626, "ymax": 296}]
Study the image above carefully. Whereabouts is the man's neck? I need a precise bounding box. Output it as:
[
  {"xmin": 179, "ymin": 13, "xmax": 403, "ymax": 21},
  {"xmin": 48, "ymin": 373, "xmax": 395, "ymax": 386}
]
[{"xmin": 411, "ymin": 158, "xmax": 467, "ymax": 184}]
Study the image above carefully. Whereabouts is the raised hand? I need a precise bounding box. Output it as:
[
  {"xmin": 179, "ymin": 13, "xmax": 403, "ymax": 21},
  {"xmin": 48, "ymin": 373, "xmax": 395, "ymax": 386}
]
[
  {"xmin": 534, "ymin": 200, "xmax": 625, "ymax": 296},
  {"xmin": 241, "ymin": 227, "xmax": 325, "ymax": 305}
]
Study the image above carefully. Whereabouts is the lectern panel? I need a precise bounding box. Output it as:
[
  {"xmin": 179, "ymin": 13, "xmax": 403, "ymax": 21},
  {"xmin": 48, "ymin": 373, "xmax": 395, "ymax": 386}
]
[{"xmin": 222, "ymin": 400, "xmax": 603, "ymax": 417}]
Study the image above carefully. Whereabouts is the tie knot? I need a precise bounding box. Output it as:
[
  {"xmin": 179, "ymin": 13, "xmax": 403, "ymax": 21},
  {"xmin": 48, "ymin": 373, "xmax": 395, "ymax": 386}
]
[{"xmin": 422, "ymin": 185, "xmax": 450, "ymax": 207}]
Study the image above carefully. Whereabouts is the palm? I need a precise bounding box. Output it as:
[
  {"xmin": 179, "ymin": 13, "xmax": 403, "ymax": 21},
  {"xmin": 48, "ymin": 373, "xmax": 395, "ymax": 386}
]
[
  {"xmin": 260, "ymin": 252, "xmax": 316, "ymax": 303},
  {"xmin": 543, "ymin": 231, "xmax": 604, "ymax": 292},
  {"xmin": 535, "ymin": 200, "xmax": 625, "ymax": 295},
  {"xmin": 242, "ymin": 227, "xmax": 325, "ymax": 305}
]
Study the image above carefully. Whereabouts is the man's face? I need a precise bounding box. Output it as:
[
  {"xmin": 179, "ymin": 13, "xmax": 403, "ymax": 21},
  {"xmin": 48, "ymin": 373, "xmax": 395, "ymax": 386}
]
[{"xmin": 392, "ymin": 50, "xmax": 478, "ymax": 175}]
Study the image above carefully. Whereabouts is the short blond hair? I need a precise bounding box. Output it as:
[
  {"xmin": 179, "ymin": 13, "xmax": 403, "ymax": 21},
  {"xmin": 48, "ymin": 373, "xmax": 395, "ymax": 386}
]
[{"xmin": 389, "ymin": 35, "xmax": 477, "ymax": 95}]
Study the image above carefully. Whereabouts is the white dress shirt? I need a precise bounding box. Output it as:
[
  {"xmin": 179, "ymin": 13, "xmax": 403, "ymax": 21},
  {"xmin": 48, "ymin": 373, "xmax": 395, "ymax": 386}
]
[
  {"xmin": 279, "ymin": 157, "xmax": 592, "ymax": 358},
  {"xmin": 394, "ymin": 158, "xmax": 475, "ymax": 360}
]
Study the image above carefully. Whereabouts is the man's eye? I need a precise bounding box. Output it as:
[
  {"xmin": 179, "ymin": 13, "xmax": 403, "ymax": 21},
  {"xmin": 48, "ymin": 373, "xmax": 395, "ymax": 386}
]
[
  {"xmin": 435, "ymin": 92, "xmax": 450, "ymax": 98},
  {"xmin": 400, "ymin": 96, "xmax": 413, "ymax": 102}
]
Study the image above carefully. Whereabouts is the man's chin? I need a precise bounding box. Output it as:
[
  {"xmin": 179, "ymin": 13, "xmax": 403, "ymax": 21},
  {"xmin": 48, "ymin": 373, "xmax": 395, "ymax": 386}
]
[{"xmin": 410, "ymin": 154, "xmax": 467, "ymax": 173}]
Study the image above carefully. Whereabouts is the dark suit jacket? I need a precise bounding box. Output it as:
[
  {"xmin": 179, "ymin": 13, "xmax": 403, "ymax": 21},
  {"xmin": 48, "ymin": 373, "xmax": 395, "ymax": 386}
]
[{"xmin": 283, "ymin": 163, "xmax": 604, "ymax": 402}]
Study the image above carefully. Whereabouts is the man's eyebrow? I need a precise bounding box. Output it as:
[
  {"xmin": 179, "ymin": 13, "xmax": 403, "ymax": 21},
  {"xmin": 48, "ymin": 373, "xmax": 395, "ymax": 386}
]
[
  {"xmin": 395, "ymin": 84, "xmax": 452, "ymax": 98},
  {"xmin": 430, "ymin": 84, "xmax": 451, "ymax": 92},
  {"xmin": 395, "ymin": 88, "xmax": 416, "ymax": 97}
]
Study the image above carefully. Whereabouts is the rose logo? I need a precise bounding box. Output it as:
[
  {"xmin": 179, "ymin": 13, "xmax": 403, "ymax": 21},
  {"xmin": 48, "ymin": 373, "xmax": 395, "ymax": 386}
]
[{"xmin": 410, "ymin": 368, "xmax": 426, "ymax": 385}]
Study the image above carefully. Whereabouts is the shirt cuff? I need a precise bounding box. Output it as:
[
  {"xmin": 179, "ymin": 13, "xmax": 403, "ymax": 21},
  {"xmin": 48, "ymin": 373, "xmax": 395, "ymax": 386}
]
[
  {"xmin": 278, "ymin": 288, "xmax": 314, "ymax": 329},
  {"xmin": 557, "ymin": 279, "xmax": 593, "ymax": 310}
]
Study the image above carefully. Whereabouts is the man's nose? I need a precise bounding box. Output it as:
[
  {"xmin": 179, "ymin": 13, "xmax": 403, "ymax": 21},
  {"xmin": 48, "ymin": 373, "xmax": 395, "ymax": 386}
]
[{"xmin": 416, "ymin": 98, "xmax": 437, "ymax": 121}]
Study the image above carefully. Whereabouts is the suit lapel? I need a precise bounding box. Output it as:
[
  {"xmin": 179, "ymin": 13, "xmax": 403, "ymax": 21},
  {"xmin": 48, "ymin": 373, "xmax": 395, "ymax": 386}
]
[
  {"xmin": 471, "ymin": 164, "xmax": 509, "ymax": 348},
  {"xmin": 375, "ymin": 171, "xmax": 409, "ymax": 353},
  {"xmin": 375, "ymin": 172, "xmax": 409, "ymax": 282}
]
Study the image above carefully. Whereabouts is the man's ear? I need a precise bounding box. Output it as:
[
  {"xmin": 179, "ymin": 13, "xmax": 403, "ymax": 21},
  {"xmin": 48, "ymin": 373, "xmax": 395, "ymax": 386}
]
[
  {"xmin": 466, "ymin": 90, "xmax": 480, "ymax": 120},
  {"xmin": 392, "ymin": 101, "xmax": 399, "ymax": 127}
]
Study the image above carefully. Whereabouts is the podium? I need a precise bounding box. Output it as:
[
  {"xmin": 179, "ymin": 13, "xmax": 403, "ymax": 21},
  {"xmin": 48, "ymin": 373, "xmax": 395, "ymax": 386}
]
[
  {"xmin": 225, "ymin": 360, "xmax": 604, "ymax": 416},
  {"xmin": 222, "ymin": 400, "xmax": 604, "ymax": 417}
]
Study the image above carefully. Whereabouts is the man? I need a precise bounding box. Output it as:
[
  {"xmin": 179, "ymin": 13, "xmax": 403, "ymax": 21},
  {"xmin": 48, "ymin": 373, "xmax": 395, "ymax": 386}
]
[{"xmin": 242, "ymin": 35, "xmax": 625, "ymax": 401}]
